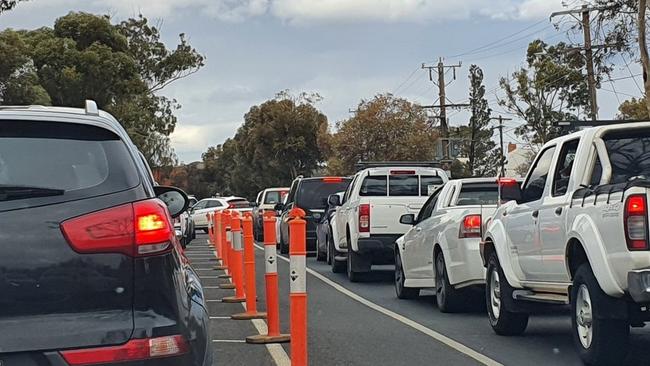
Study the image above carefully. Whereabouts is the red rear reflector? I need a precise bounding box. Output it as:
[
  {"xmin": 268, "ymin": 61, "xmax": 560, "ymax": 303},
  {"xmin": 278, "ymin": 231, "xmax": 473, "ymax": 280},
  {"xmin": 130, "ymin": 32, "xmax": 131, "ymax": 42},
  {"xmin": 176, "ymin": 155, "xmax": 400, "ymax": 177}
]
[
  {"xmin": 322, "ymin": 177, "xmax": 343, "ymax": 183},
  {"xmin": 61, "ymin": 335, "xmax": 188, "ymax": 365},
  {"xmin": 61, "ymin": 199, "xmax": 173, "ymax": 257},
  {"xmin": 359, "ymin": 203, "xmax": 370, "ymax": 233},
  {"xmin": 460, "ymin": 214, "xmax": 482, "ymax": 238},
  {"xmin": 625, "ymin": 194, "xmax": 648, "ymax": 251},
  {"xmin": 390, "ymin": 170, "xmax": 416, "ymax": 175}
]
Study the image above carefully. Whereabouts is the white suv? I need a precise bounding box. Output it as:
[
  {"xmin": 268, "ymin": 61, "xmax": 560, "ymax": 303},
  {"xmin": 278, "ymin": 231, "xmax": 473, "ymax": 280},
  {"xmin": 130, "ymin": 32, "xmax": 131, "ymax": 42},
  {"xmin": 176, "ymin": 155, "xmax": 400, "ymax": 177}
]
[{"xmin": 330, "ymin": 163, "xmax": 448, "ymax": 281}]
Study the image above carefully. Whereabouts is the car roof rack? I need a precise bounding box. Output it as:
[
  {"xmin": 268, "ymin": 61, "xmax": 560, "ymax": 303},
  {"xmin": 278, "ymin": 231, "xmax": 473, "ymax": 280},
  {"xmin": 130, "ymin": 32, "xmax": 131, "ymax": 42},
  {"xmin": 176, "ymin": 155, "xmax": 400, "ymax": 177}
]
[{"xmin": 355, "ymin": 161, "xmax": 441, "ymax": 171}]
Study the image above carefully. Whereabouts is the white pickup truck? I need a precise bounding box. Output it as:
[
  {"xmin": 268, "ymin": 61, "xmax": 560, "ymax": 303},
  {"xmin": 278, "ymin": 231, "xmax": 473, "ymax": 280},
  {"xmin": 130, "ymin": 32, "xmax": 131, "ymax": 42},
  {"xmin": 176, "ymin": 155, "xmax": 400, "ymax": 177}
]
[
  {"xmin": 395, "ymin": 178, "xmax": 498, "ymax": 312},
  {"xmin": 482, "ymin": 122, "xmax": 650, "ymax": 365},
  {"xmin": 329, "ymin": 163, "xmax": 448, "ymax": 282}
]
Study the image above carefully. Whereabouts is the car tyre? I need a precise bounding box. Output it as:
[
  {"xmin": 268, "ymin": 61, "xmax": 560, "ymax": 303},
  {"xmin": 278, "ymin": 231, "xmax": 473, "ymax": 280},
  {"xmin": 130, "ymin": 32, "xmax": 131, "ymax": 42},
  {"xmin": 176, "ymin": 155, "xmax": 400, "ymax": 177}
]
[
  {"xmin": 330, "ymin": 234, "xmax": 345, "ymax": 273},
  {"xmin": 347, "ymin": 248, "xmax": 362, "ymax": 282},
  {"xmin": 316, "ymin": 236, "xmax": 326, "ymax": 262},
  {"xmin": 395, "ymin": 250, "xmax": 419, "ymax": 299},
  {"xmin": 571, "ymin": 263, "xmax": 629, "ymax": 366},
  {"xmin": 486, "ymin": 251, "xmax": 529, "ymax": 336},
  {"xmin": 435, "ymin": 251, "xmax": 462, "ymax": 313}
]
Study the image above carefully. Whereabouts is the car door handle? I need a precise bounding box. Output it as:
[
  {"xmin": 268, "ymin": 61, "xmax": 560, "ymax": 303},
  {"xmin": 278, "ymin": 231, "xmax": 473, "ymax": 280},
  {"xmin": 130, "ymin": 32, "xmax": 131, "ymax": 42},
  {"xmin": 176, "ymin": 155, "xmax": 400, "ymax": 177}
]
[
  {"xmin": 555, "ymin": 207, "xmax": 563, "ymax": 216},
  {"xmin": 532, "ymin": 210, "xmax": 539, "ymax": 218}
]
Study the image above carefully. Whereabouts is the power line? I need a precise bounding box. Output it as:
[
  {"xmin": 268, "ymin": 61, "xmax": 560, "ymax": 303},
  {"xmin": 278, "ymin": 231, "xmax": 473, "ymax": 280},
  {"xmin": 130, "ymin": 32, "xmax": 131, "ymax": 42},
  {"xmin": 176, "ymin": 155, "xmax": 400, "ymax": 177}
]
[{"xmin": 392, "ymin": 66, "xmax": 421, "ymax": 95}]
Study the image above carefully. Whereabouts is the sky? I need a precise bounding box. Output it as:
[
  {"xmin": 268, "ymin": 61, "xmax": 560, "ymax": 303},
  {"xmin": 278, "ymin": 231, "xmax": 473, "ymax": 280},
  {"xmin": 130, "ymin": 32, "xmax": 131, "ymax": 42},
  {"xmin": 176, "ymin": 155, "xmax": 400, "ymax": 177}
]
[{"xmin": 2, "ymin": 0, "xmax": 645, "ymax": 163}]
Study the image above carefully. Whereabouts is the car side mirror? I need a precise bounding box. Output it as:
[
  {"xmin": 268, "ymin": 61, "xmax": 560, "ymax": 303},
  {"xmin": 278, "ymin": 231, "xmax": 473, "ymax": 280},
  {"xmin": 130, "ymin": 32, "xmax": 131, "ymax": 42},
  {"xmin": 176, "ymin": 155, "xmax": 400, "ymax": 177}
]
[
  {"xmin": 251, "ymin": 202, "xmax": 259, "ymax": 208},
  {"xmin": 400, "ymin": 214, "xmax": 415, "ymax": 225},
  {"xmin": 328, "ymin": 194, "xmax": 341, "ymax": 207},
  {"xmin": 499, "ymin": 178, "xmax": 522, "ymax": 203},
  {"xmin": 154, "ymin": 186, "xmax": 189, "ymax": 218},
  {"xmin": 274, "ymin": 203, "xmax": 285, "ymax": 211}
]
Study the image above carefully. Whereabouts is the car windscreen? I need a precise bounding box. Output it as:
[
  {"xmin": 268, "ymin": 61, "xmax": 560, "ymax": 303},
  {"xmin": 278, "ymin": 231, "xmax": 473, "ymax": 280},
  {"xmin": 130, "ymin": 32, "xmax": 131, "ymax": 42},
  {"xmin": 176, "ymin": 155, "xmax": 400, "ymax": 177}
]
[
  {"xmin": 264, "ymin": 190, "xmax": 288, "ymax": 204},
  {"xmin": 603, "ymin": 129, "xmax": 650, "ymax": 184},
  {"xmin": 296, "ymin": 179, "xmax": 351, "ymax": 209},
  {"xmin": 455, "ymin": 183, "xmax": 499, "ymax": 206},
  {"xmin": 0, "ymin": 120, "xmax": 139, "ymax": 209}
]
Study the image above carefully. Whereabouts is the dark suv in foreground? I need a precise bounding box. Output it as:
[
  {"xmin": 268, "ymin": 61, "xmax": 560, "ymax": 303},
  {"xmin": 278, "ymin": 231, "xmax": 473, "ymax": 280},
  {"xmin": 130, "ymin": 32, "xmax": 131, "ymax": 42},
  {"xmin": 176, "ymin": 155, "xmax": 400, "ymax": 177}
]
[
  {"xmin": 0, "ymin": 101, "xmax": 212, "ymax": 366},
  {"xmin": 277, "ymin": 176, "xmax": 351, "ymax": 254}
]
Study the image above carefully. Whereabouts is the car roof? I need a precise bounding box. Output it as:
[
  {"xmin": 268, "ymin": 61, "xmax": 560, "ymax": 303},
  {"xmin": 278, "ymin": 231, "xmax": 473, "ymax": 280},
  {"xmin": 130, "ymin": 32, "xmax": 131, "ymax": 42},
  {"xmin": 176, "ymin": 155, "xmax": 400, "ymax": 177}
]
[
  {"xmin": 264, "ymin": 187, "xmax": 290, "ymax": 192},
  {"xmin": 363, "ymin": 166, "xmax": 446, "ymax": 175},
  {"xmin": 456, "ymin": 177, "xmax": 498, "ymax": 184}
]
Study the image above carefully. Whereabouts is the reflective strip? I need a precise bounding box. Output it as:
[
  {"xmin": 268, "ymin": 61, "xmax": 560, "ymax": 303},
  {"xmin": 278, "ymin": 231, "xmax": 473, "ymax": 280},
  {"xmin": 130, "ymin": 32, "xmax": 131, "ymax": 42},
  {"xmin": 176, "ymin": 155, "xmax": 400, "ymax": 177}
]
[
  {"xmin": 265, "ymin": 245, "xmax": 277, "ymax": 274},
  {"xmin": 233, "ymin": 232, "xmax": 243, "ymax": 251},
  {"xmin": 290, "ymin": 255, "xmax": 306, "ymax": 293},
  {"xmin": 226, "ymin": 229, "xmax": 232, "ymax": 244}
]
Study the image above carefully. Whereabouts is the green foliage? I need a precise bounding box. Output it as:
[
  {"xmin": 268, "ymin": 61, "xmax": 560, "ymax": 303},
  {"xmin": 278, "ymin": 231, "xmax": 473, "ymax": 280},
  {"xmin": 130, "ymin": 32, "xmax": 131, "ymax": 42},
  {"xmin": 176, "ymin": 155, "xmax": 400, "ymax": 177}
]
[
  {"xmin": 328, "ymin": 94, "xmax": 438, "ymax": 175},
  {"xmin": 201, "ymin": 93, "xmax": 329, "ymax": 199},
  {"xmin": 0, "ymin": 12, "xmax": 204, "ymax": 167},
  {"xmin": 618, "ymin": 97, "xmax": 650, "ymax": 120},
  {"xmin": 499, "ymin": 40, "xmax": 588, "ymax": 145}
]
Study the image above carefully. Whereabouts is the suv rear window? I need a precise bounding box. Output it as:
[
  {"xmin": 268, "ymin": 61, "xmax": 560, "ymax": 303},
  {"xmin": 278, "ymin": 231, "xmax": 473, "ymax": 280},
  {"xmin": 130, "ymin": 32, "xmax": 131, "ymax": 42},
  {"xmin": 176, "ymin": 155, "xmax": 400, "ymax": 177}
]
[
  {"xmin": 421, "ymin": 175, "xmax": 445, "ymax": 196},
  {"xmin": 296, "ymin": 178, "xmax": 351, "ymax": 209},
  {"xmin": 360, "ymin": 176, "xmax": 387, "ymax": 196},
  {"xmin": 389, "ymin": 175, "xmax": 419, "ymax": 196},
  {"xmin": 603, "ymin": 129, "xmax": 650, "ymax": 184},
  {"xmin": 455, "ymin": 183, "xmax": 499, "ymax": 206},
  {"xmin": 264, "ymin": 190, "xmax": 287, "ymax": 204},
  {"xmin": 360, "ymin": 174, "xmax": 443, "ymax": 197},
  {"xmin": 228, "ymin": 199, "xmax": 250, "ymax": 209},
  {"xmin": 0, "ymin": 121, "xmax": 139, "ymax": 209}
]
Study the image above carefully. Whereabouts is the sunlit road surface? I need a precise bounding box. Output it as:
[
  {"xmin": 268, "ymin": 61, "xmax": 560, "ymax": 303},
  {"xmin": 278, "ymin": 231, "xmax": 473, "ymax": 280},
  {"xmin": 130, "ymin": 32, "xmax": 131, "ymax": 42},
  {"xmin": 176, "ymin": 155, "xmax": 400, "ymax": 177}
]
[{"xmin": 186, "ymin": 233, "xmax": 650, "ymax": 366}]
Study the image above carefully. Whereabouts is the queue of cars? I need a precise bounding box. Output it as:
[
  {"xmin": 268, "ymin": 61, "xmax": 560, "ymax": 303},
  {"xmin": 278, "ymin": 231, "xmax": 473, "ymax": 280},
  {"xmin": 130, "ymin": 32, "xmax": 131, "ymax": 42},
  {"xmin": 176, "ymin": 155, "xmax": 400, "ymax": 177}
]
[{"xmin": 0, "ymin": 101, "xmax": 213, "ymax": 366}]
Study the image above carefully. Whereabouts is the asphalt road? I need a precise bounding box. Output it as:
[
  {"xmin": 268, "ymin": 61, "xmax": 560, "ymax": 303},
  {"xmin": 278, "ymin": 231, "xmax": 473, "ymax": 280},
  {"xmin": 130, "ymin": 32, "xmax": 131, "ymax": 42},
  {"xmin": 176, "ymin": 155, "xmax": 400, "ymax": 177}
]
[{"xmin": 185, "ymin": 233, "xmax": 650, "ymax": 366}]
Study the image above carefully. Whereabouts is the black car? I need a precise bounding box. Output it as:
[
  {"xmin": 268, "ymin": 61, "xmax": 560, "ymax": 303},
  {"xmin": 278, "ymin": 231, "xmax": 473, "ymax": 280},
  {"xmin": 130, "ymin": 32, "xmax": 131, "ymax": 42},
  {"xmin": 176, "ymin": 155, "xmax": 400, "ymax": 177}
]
[
  {"xmin": 0, "ymin": 101, "xmax": 213, "ymax": 366},
  {"xmin": 277, "ymin": 176, "xmax": 352, "ymax": 254},
  {"xmin": 315, "ymin": 191, "xmax": 345, "ymax": 262}
]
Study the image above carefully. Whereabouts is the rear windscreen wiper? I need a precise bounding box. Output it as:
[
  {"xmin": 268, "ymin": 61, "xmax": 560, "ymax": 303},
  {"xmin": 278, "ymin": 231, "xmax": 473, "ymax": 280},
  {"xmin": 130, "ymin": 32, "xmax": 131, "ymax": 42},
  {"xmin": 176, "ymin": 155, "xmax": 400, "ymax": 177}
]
[{"xmin": 0, "ymin": 185, "xmax": 65, "ymax": 201}]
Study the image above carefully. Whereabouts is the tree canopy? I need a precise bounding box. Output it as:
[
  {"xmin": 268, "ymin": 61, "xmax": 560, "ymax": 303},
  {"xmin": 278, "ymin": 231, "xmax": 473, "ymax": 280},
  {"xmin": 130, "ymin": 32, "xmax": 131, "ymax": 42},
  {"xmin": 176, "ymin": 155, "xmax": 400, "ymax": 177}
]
[{"xmin": 0, "ymin": 12, "xmax": 204, "ymax": 167}]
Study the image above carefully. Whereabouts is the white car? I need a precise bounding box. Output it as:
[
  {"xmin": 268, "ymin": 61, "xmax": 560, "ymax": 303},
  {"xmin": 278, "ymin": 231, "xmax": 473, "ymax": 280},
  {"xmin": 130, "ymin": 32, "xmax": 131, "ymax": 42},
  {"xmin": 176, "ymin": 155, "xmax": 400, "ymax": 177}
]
[
  {"xmin": 330, "ymin": 163, "xmax": 448, "ymax": 281},
  {"xmin": 483, "ymin": 122, "xmax": 650, "ymax": 365},
  {"xmin": 191, "ymin": 196, "xmax": 251, "ymax": 232},
  {"xmin": 394, "ymin": 178, "xmax": 498, "ymax": 312},
  {"xmin": 253, "ymin": 187, "xmax": 289, "ymax": 240}
]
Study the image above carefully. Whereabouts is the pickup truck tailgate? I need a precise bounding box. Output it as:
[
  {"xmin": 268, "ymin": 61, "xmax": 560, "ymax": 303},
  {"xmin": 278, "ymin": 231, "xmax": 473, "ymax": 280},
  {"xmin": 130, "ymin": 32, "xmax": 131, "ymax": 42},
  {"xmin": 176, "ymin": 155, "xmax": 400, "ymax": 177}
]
[{"xmin": 369, "ymin": 197, "xmax": 426, "ymax": 234}]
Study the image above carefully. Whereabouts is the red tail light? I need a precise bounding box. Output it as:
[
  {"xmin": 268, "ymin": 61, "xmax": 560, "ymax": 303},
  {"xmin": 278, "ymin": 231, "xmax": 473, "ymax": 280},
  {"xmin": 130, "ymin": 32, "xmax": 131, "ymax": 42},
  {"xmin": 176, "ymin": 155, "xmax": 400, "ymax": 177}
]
[
  {"xmin": 61, "ymin": 335, "xmax": 188, "ymax": 365},
  {"xmin": 390, "ymin": 170, "xmax": 416, "ymax": 175},
  {"xmin": 359, "ymin": 204, "xmax": 370, "ymax": 233},
  {"xmin": 459, "ymin": 214, "xmax": 482, "ymax": 238},
  {"xmin": 61, "ymin": 199, "xmax": 173, "ymax": 257},
  {"xmin": 625, "ymin": 194, "xmax": 648, "ymax": 250}
]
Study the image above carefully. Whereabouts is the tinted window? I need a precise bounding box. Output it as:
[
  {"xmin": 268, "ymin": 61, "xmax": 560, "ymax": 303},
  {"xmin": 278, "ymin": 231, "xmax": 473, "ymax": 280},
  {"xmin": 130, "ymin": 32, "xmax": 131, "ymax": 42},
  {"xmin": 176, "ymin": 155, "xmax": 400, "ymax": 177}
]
[
  {"xmin": 456, "ymin": 183, "xmax": 498, "ymax": 205},
  {"xmin": 207, "ymin": 200, "xmax": 224, "ymax": 208},
  {"xmin": 360, "ymin": 176, "xmax": 387, "ymax": 196},
  {"xmin": 296, "ymin": 179, "xmax": 351, "ymax": 209},
  {"xmin": 603, "ymin": 129, "xmax": 650, "ymax": 184},
  {"xmin": 552, "ymin": 139, "xmax": 579, "ymax": 196},
  {"xmin": 417, "ymin": 188, "xmax": 442, "ymax": 222},
  {"xmin": 389, "ymin": 175, "xmax": 419, "ymax": 196},
  {"xmin": 0, "ymin": 121, "xmax": 139, "ymax": 208},
  {"xmin": 264, "ymin": 190, "xmax": 287, "ymax": 204},
  {"xmin": 521, "ymin": 146, "xmax": 556, "ymax": 203},
  {"xmin": 193, "ymin": 200, "xmax": 208, "ymax": 210},
  {"xmin": 421, "ymin": 175, "xmax": 445, "ymax": 196},
  {"xmin": 227, "ymin": 199, "xmax": 250, "ymax": 209}
]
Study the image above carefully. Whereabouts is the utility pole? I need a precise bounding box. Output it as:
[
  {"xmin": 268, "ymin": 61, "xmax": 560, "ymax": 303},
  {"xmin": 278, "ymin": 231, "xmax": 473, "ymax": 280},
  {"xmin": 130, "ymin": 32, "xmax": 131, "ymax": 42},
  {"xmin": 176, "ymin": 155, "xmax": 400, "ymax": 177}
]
[
  {"xmin": 421, "ymin": 59, "xmax": 469, "ymax": 162},
  {"xmin": 490, "ymin": 115, "xmax": 512, "ymax": 177},
  {"xmin": 550, "ymin": 4, "xmax": 617, "ymax": 121}
]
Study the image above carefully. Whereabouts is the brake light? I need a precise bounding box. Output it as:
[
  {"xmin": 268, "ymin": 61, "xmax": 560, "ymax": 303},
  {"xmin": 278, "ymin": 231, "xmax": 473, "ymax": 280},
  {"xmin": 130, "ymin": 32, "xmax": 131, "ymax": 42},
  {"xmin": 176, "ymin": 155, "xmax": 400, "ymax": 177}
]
[
  {"xmin": 322, "ymin": 177, "xmax": 343, "ymax": 183},
  {"xmin": 61, "ymin": 335, "xmax": 188, "ymax": 365},
  {"xmin": 228, "ymin": 203, "xmax": 235, "ymax": 209},
  {"xmin": 498, "ymin": 178, "xmax": 518, "ymax": 186},
  {"xmin": 625, "ymin": 194, "xmax": 648, "ymax": 250},
  {"xmin": 459, "ymin": 214, "xmax": 482, "ymax": 238},
  {"xmin": 390, "ymin": 170, "xmax": 416, "ymax": 175},
  {"xmin": 359, "ymin": 204, "xmax": 370, "ymax": 233},
  {"xmin": 61, "ymin": 199, "xmax": 173, "ymax": 257}
]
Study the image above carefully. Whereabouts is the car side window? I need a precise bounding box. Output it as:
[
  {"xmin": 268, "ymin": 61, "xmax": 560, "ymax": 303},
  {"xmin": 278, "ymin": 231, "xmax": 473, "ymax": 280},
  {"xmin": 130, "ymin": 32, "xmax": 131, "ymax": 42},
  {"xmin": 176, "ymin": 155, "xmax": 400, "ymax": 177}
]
[
  {"xmin": 417, "ymin": 188, "xmax": 441, "ymax": 223},
  {"xmin": 552, "ymin": 139, "xmax": 579, "ymax": 197},
  {"xmin": 193, "ymin": 200, "xmax": 207, "ymax": 210},
  {"xmin": 521, "ymin": 146, "xmax": 557, "ymax": 203},
  {"xmin": 208, "ymin": 200, "xmax": 223, "ymax": 208},
  {"xmin": 285, "ymin": 181, "xmax": 298, "ymax": 205}
]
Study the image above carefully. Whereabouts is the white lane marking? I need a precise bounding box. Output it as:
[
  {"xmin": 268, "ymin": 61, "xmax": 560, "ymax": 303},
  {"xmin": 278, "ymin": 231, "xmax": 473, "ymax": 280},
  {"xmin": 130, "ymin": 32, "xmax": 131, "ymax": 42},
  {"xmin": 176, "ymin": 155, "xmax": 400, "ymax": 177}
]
[
  {"xmin": 253, "ymin": 244, "xmax": 502, "ymax": 366},
  {"xmin": 198, "ymin": 276, "xmax": 222, "ymax": 279},
  {"xmin": 206, "ymin": 299, "xmax": 222, "ymax": 303},
  {"xmin": 212, "ymin": 339, "xmax": 246, "ymax": 343},
  {"xmin": 194, "ymin": 268, "xmax": 217, "ymax": 271},
  {"xmin": 202, "ymin": 286, "xmax": 223, "ymax": 289},
  {"xmin": 210, "ymin": 316, "xmax": 231, "ymax": 319}
]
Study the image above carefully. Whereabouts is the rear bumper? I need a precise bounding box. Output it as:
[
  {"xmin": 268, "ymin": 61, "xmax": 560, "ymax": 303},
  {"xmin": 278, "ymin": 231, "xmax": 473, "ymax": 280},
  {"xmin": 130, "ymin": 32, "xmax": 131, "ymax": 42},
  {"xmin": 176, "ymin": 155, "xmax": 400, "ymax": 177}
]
[
  {"xmin": 356, "ymin": 234, "xmax": 400, "ymax": 264},
  {"xmin": 628, "ymin": 270, "xmax": 650, "ymax": 303}
]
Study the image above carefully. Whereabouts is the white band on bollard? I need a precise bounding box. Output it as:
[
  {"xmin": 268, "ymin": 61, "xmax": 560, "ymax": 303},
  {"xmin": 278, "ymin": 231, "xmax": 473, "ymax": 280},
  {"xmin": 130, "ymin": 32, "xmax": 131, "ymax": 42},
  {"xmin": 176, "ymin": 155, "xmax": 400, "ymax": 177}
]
[
  {"xmin": 232, "ymin": 231, "xmax": 243, "ymax": 251},
  {"xmin": 226, "ymin": 228, "xmax": 232, "ymax": 244},
  {"xmin": 289, "ymin": 255, "xmax": 306, "ymax": 293},
  {"xmin": 265, "ymin": 245, "xmax": 277, "ymax": 274}
]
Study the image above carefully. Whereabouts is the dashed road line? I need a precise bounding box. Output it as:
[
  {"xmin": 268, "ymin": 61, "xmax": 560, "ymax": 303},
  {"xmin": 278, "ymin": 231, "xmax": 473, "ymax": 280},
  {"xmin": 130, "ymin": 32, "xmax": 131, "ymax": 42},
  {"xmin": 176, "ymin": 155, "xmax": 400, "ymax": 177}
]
[
  {"xmin": 212, "ymin": 339, "xmax": 246, "ymax": 343},
  {"xmin": 254, "ymin": 244, "xmax": 502, "ymax": 366}
]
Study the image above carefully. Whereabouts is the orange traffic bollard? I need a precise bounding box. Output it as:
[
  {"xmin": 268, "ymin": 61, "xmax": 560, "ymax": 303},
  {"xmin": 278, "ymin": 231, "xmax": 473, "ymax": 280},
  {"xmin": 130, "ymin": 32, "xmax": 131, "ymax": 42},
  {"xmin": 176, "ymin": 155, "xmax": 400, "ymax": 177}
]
[
  {"xmin": 213, "ymin": 211, "xmax": 227, "ymax": 269},
  {"xmin": 206, "ymin": 212, "xmax": 214, "ymax": 245},
  {"xmin": 223, "ymin": 212, "xmax": 246, "ymax": 303},
  {"xmin": 232, "ymin": 213, "xmax": 267, "ymax": 320},
  {"xmin": 218, "ymin": 210, "xmax": 234, "ymax": 287},
  {"xmin": 247, "ymin": 212, "xmax": 290, "ymax": 344},
  {"xmin": 289, "ymin": 208, "xmax": 308, "ymax": 366}
]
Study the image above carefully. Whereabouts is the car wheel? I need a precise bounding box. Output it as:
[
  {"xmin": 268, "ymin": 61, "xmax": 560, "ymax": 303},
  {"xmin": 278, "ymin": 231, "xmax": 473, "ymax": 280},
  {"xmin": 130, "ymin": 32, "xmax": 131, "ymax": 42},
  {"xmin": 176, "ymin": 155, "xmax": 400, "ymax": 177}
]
[
  {"xmin": 316, "ymin": 236, "xmax": 326, "ymax": 262},
  {"xmin": 486, "ymin": 251, "xmax": 529, "ymax": 335},
  {"xmin": 346, "ymin": 248, "xmax": 362, "ymax": 282},
  {"xmin": 435, "ymin": 251, "xmax": 461, "ymax": 313},
  {"xmin": 330, "ymin": 234, "xmax": 345, "ymax": 273},
  {"xmin": 571, "ymin": 263, "xmax": 629, "ymax": 365},
  {"xmin": 395, "ymin": 250, "xmax": 419, "ymax": 299}
]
